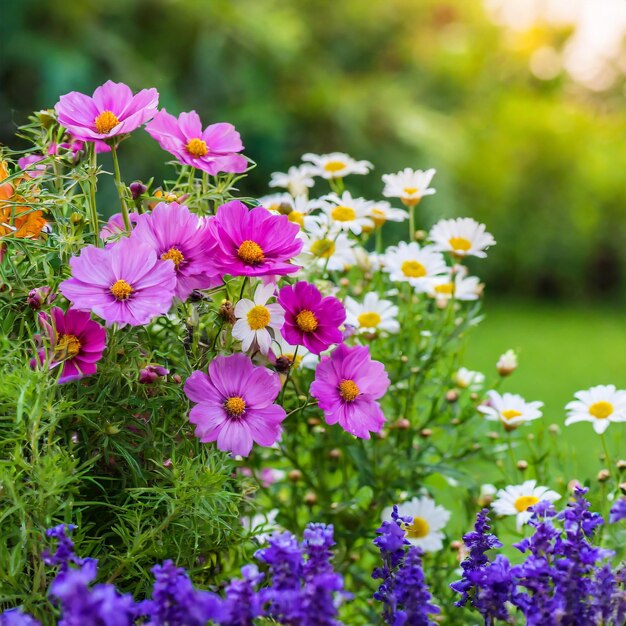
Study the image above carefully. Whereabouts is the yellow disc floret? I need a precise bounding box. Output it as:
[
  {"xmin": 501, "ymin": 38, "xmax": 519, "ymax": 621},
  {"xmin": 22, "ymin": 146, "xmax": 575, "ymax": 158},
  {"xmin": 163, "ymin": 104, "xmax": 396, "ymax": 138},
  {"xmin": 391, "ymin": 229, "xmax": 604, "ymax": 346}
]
[
  {"xmin": 449, "ymin": 237, "xmax": 472, "ymax": 253},
  {"xmin": 401, "ymin": 260, "xmax": 427, "ymax": 278},
  {"xmin": 514, "ymin": 495, "xmax": 539, "ymax": 512},
  {"xmin": 247, "ymin": 305, "xmax": 271, "ymax": 330},
  {"xmin": 589, "ymin": 401, "xmax": 613, "ymax": 419},
  {"xmin": 310, "ymin": 239, "xmax": 336, "ymax": 259},
  {"xmin": 161, "ymin": 247, "xmax": 185, "ymax": 269},
  {"xmin": 224, "ymin": 396, "xmax": 246, "ymax": 417},
  {"xmin": 339, "ymin": 379, "xmax": 360, "ymax": 402},
  {"xmin": 357, "ymin": 311, "xmax": 382, "ymax": 328},
  {"xmin": 110, "ymin": 279, "xmax": 134, "ymax": 301},
  {"xmin": 295, "ymin": 309, "xmax": 319, "ymax": 333},
  {"xmin": 55, "ymin": 334, "xmax": 81, "ymax": 360},
  {"xmin": 237, "ymin": 240, "xmax": 265, "ymax": 265},
  {"xmin": 186, "ymin": 138, "xmax": 209, "ymax": 158},
  {"xmin": 405, "ymin": 516, "xmax": 430, "ymax": 539},
  {"xmin": 323, "ymin": 161, "xmax": 346, "ymax": 174},
  {"xmin": 94, "ymin": 110, "xmax": 120, "ymax": 134},
  {"xmin": 501, "ymin": 409, "xmax": 523, "ymax": 421},
  {"xmin": 331, "ymin": 206, "xmax": 356, "ymax": 222}
]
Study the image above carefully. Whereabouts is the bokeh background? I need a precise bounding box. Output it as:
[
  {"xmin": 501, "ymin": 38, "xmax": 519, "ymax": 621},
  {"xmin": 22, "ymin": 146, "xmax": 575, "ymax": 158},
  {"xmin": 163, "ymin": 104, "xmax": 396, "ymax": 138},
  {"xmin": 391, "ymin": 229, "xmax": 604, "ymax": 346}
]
[{"xmin": 2, "ymin": 0, "xmax": 625, "ymax": 434}]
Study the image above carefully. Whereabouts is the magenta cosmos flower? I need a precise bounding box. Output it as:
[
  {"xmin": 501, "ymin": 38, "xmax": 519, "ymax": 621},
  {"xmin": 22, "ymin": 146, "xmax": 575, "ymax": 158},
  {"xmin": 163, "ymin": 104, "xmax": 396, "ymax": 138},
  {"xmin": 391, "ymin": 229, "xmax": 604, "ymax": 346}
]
[
  {"xmin": 130, "ymin": 202, "xmax": 220, "ymax": 299},
  {"xmin": 207, "ymin": 200, "xmax": 303, "ymax": 277},
  {"xmin": 34, "ymin": 307, "xmax": 106, "ymax": 384},
  {"xmin": 145, "ymin": 109, "xmax": 247, "ymax": 174},
  {"xmin": 184, "ymin": 353, "xmax": 287, "ymax": 457},
  {"xmin": 277, "ymin": 281, "xmax": 345, "ymax": 355},
  {"xmin": 59, "ymin": 237, "xmax": 176, "ymax": 326},
  {"xmin": 55, "ymin": 80, "xmax": 158, "ymax": 142},
  {"xmin": 100, "ymin": 212, "xmax": 140, "ymax": 243},
  {"xmin": 310, "ymin": 343, "xmax": 390, "ymax": 438}
]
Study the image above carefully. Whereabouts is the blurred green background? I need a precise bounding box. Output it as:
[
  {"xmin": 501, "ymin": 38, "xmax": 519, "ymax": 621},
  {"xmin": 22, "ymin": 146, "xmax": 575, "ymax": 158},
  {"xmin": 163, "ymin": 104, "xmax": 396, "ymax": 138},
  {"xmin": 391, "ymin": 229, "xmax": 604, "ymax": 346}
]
[{"xmin": 1, "ymin": 0, "xmax": 624, "ymax": 410}]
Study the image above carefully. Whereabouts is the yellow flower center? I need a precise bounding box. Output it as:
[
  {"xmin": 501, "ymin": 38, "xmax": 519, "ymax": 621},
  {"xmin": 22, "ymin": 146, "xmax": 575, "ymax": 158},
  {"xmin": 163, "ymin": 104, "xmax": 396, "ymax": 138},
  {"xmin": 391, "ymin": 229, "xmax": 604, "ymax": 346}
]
[
  {"xmin": 288, "ymin": 211, "xmax": 305, "ymax": 227},
  {"xmin": 589, "ymin": 401, "xmax": 614, "ymax": 419},
  {"xmin": 449, "ymin": 237, "xmax": 472, "ymax": 252},
  {"xmin": 310, "ymin": 239, "xmax": 336, "ymax": 259},
  {"xmin": 401, "ymin": 260, "xmax": 427, "ymax": 278},
  {"xmin": 110, "ymin": 279, "xmax": 134, "ymax": 301},
  {"xmin": 54, "ymin": 333, "xmax": 81, "ymax": 360},
  {"xmin": 501, "ymin": 409, "xmax": 523, "ymax": 421},
  {"xmin": 295, "ymin": 309, "xmax": 319, "ymax": 333},
  {"xmin": 224, "ymin": 396, "xmax": 246, "ymax": 417},
  {"xmin": 186, "ymin": 138, "xmax": 209, "ymax": 157},
  {"xmin": 161, "ymin": 247, "xmax": 185, "ymax": 269},
  {"xmin": 237, "ymin": 240, "xmax": 265, "ymax": 265},
  {"xmin": 514, "ymin": 495, "xmax": 539, "ymax": 513},
  {"xmin": 331, "ymin": 206, "xmax": 357, "ymax": 222},
  {"xmin": 403, "ymin": 187, "xmax": 419, "ymax": 195},
  {"xmin": 339, "ymin": 379, "xmax": 360, "ymax": 402},
  {"xmin": 405, "ymin": 517, "xmax": 430, "ymax": 539},
  {"xmin": 323, "ymin": 160, "xmax": 346, "ymax": 174},
  {"xmin": 357, "ymin": 311, "xmax": 382, "ymax": 328},
  {"xmin": 371, "ymin": 208, "xmax": 386, "ymax": 228},
  {"xmin": 434, "ymin": 283, "xmax": 455, "ymax": 295},
  {"xmin": 246, "ymin": 305, "xmax": 271, "ymax": 330},
  {"xmin": 94, "ymin": 110, "xmax": 120, "ymax": 134}
]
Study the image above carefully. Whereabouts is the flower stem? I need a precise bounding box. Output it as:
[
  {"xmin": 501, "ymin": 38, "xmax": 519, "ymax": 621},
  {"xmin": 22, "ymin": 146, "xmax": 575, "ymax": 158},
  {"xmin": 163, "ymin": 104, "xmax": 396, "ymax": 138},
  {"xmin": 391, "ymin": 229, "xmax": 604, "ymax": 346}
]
[
  {"xmin": 87, "ymin": 143, "xmax": 101, "ymax": 247},
  {"xmin": 110, "ymin": 142, "xmax": 130, "ymax": 231}
]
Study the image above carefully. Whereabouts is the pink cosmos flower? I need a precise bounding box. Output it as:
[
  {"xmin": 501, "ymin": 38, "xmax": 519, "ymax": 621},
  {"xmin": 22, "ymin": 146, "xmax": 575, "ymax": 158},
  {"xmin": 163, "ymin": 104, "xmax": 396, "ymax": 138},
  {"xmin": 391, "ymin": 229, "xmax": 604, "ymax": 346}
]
[
  {"xmin": 59, "ymin": 237, "xmax": 177, "ymax": 326},
  {"xmin": 18, "ymin": 154, "xmax": 47, "ymax": 178},
  {"xmin": 310, "ymin": 343, "xmax": 390, "ymax": 438},
  {"xmin": 99, "ymin": 212, "xmax": 140, "ymax": 243},
  {"xmin": 55, "ymin": 80, "xmax": 159, "ymax": 142},
  {"xmin": 277, "ymin": 281, "xmax": 345, "ymax": 355},
  {"xmin": 130, "ymin": 202, "xmax": 221, "ymax": 299},
  {"xmin": 33, "ymin": 307, "xmax": 107, "ymax": 384},
  {"xmin": 184, "ymin": 353, "xmax": 286, "ymax": 457},
  {"xmin": 207, "ymin": 200, "xmax": 303, "ymax": 277},
  {"xmin": 145, "ymin": 109, "xmax": 247, "ymax": 174}
]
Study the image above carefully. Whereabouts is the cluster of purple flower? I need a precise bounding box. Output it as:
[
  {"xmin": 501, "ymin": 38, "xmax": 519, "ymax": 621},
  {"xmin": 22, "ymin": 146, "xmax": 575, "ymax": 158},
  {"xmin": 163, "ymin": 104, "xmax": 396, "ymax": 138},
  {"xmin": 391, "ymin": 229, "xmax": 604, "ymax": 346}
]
[
  {"xmin": 451, "ymin": 488, "xmax": 626, "ymax": 625},
  {"xmin": 0, "ymin": 523, "xmax": 344, "ymax": 626}
]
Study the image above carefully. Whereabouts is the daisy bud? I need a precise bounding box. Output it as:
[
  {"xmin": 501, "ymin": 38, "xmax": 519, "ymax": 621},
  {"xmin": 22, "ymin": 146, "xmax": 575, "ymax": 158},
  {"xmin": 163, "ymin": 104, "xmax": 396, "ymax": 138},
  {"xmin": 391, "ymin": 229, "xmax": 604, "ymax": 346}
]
[
  {"xmin": 27, "ymin": 286, "xmax": 53, "ymax": 310},
  {"xmin": 470, "ymin": 392, "xmax": 479, "ymax": 401},
  {"xmin": 548, "ymin": 424, "xmax": 560, "ymax": 434},
  {"xmin": 487, "ymin": 431, "xmax": 499, "ymax": 440},
  {"xmin": 597, "ymin": 469, "xmax": 611, "ymax": 483},
  {"xmin": 410, "ymin": 366, "xmax": 420, "ymax": 374},
  {"xmin": 517, "ymin": 460, "xmax": 528, "ymax": 471},
  {"xmin": 451, "ymin": 418, "xmax": 461, "ymax": 425},
  {"xmin": 130, "ymin": 181, "xmax": 147, "ymax": 199},
  {"xmin": 328, "ymin": 448, "xmax": 342, "ymax": 460},
  {"xmin": 445, "ymin": 390, "xmax": 459, "ymax": 403},
  {"xmin": 395, "ymin": 418, "xmax": 411, "ymax": 430},
  {"xmin": 420, "ymin": 428, "xmax": 433, "ymax": 438},
  {"xmin": 304, "ymin": 491, "xmax": 317, "ymax": 506},
  {"xmin": 288, "ymin": 470, "xmax": 302, "ymax": 482},
  {"xmin": 450, "ymin": 540, "xmax": 463, "ymax": 551},
  {"xmin": 218, "ymin": 300, "xmax": 236, "ymax": 324},
  {"xmin": 496, "ymin": 349, "xmax": 518, "ymax": 376},
  {"xmin": 400, "ymin": 356, "xmax": 409, "ymax": 363},
  {"xmin": 619, "ymin": 482, "xmax": 626, "ymax": 494},
  {"xmin": 617, "ymin": 460, "xmax": 626, "ymax": 471},
  {"xmin": 472, "ymin": 443, "xmax": 482, "ymax": 451},
  {"xmin": 307, "ymin": 417, "xmax": 321, "ymax": 427},
  {"xmin": 339, "ymin": 278, "xmax": 350, "ymax": 287},
  {"xmin": 414, "ymin": 229, "xmax": 427, "ymax": 241}
]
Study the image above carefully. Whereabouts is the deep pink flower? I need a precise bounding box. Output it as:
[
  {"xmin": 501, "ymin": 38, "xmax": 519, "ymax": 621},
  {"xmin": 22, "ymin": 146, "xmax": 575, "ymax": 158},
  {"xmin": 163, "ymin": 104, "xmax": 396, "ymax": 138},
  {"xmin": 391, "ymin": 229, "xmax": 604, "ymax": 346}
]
[
  {"xmin": 18, "ymin": 154, "xmax": 47, "ymax": 178},
  {"xmin": 33, "ymin": 307, "xmax": 107, "ymax": 384},
  {"xmin": 310, "ymin": 343, "xmax": 390, "ymax": 438},
  {"xmin": 99, "ymin": 212, "xmax": 140, "ymax": 243},
  {"xmin": 145, "ymin": 109, "xmax": 247, "ymax": 174},
  {"xmin": 130, "ymin": 202, "xmax": 221, "ymax": 299},
  {"xmin": 277, "ymin": 281, "xmax": 345, "ymax": 355},
  {"xmin": 184, "ymin": 353, "xmax": 286, "ymax": 457},
  {"xmin": 59, "ymin": 237, "xmax": 176, "ymax": 326},
  {"xmin": 55, "ymin": 80, "xmax": 159, "ymax": 142},
  {"xmin": 139, "ymin": 364, "xmax": 169, "ymax": 384},
  {"xmin": 207, "ymin": 201, "xmax": 302, "ymax": 277}
]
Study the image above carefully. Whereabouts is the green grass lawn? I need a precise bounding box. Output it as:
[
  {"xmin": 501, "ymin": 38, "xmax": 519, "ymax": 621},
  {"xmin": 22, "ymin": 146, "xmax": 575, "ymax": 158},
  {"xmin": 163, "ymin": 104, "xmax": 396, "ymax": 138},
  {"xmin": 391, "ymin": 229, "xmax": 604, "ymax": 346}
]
[{"xmin": 464, "ymin": 297, "xmax": 626, "ymax": 478}]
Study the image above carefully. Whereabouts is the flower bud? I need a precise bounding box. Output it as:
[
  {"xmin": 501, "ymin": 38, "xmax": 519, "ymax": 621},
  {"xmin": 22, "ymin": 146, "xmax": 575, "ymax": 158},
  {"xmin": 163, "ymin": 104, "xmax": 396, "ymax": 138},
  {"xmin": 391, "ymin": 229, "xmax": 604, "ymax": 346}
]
[
  {"xmin": 496, "ymin": 349, "xmax": 518, "ymax": 376},
  {"xmin": 130, "ymin": 181, "xmax": 147, "ymax": 199},
  {"xmin": 172, "ymin": 374, "xmax": 182, "ymax": 384},
  {"xmin": 27, "ymin": 286, "xmax": 53, "ymax": 310},
  {"xmin": 395, "ymin": 418, "xmax": 411, "ymax": 430},
  {"xmin": 445, "ymin": 390, "xmax": 459, "ymax": 403},
  {"xmin": 420, "ymin": 428, "xmax": 433, "ymax": 438},
  {"xmin": 451, "ymin": 418, "xmax": 461, "ymax": 426},
  {"xmin": 304, "ymin": 491, "xmax": 317, "ymax": 506},
  {"xmin": 328, "ymin": 448, "xmax": 342, "ymax": 460},
  {"xmin": 139, "ymin": 364, "xmax": 169, "ymax": 384},
  {"xmin": 70, "ymin": 212, "xmax": 84, "ymax": 225},
  {"xmin": 307, "ymin": 417, "xmax": 321, "ymax": 427},
  {"xmin": 487, "ymin": 431, "xmax": 499, "ymax": 440},
  {"xmin": 414, "ymin": 229, "xmax": 427, "ymax": 241},
  {"xmin": 218, "ymin": 300, "xmax": 235, "ymax": 324},
  {"xmin": 517, "ymin": 460, "xmax": 528, "ymax": 471},
  {"xmin": 450, "ymin": 540, "xmax": 463, "ymax": 551},
  {"xmin": 597, "ymin": 469, "xmax": 610, "ymax": 483},
  {"xmin": 288, "ymin": 470, "xmax": 302, "ymax": 483},
  {"xmin": 617, "ymin": 460, "xmax": 626, "ymax": 471}
]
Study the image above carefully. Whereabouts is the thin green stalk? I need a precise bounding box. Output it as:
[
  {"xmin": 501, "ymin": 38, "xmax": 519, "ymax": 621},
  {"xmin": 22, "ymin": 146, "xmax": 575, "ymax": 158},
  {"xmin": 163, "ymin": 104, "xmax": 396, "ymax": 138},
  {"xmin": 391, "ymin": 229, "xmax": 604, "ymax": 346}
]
[
  {"xmin": 87, "ymin": 143, "xmax": 101, "ymax": 246},
  {"xmin": 110, "ymin": 143, "xmax": 130, "ymax": 230}
]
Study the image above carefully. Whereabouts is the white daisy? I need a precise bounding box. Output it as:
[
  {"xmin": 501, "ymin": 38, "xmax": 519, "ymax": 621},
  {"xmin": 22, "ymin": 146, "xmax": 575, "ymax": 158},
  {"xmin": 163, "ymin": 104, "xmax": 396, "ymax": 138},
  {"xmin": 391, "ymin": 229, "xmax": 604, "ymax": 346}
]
[
  {"xmin": 259, "ymin": 194, "xmax": 322, "ymax": 228},
  {"xmin": 429, "ymin": 217, "xmax": 496, "ymax": 258},
  {"xmin": 300, "ymin": 214, "xmax": 357, "ymax": 271},
  {"xmin": 496, "ymin": 349, "xmax": 518, "ymax": 376},
  {"xmin": 241, "ymin": 509, "xmax": 280, "ymax": 544},
  {"xmin": 565, "ymin": 385, "xmax": 626, "ymax": 434},
  {"xmin": 269, "ymin": 165, "xmax": 316, "ymax": 195},
  {"xmin": 367, "ymin": 200, "xmax": 409, "ymax": 229},
  {"xmin": 382, "ymin": 167, "xmax": 437, "ymax": 206},
  {"xmin": 383, "ymin": 241, "xmax": 448, "ymax": 291},
  {"xmin": 453, "ymin": 367, "xmax": 485, "ymax": 391},
  {"xmin": 382, "ymin": 496, "xmax": 451, "ymax": 552},
  {"xmin": 319, "ymin": 191, "xmax": 374, "ymax": 235},
  {"xmin": 302, "ymin": 152, "xmax": 373, "ymax": 179},
  {"xmin": 353, "ymin": 248, "xmax": 383, "ymax": 273},
  {"xmin": 478, "ymin": 390, "xmax": 543, "ymax": 430},
  {"xmin": 426, "ymin": 272, "xmax": 483, "ymax": 305},
  {"xmin": 344, "ymin": 292, "xmax": 400, "ymax": 335},
  {"xmin": 259, "ymin": 192, "xmax": 294, "ymax": 214},
  {"xmin": 492, "ymin": 480, "xmax": 561, "ymax": 529},
  {"xmin": 232, "ymin": 283, "xmax": 285, "ymax": 354}
]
